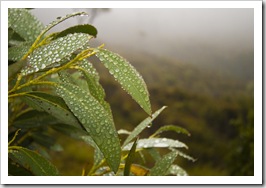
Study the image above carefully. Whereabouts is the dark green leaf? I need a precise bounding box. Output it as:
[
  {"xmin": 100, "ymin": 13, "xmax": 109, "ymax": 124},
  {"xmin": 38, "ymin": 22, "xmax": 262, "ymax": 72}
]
[
  {"xmin": 56, "ymin": 82, "xmax": 121, "ymax": 173},
  {"xmin": 13, "ymin": 110, "xmax": 58, "ymax": 129},
  {"xmin": 148, "ymin": 150, "xmax": 178, "ymax": 176},
  {"xmin": 150, "ymin": 125, "xmax": 191, "ymax": 137},
  {"xmin": 122, "ymin": 106, "xmax": 167, "ymax": 148},
  {"xmin": 8, "ymin": 160, "xmax": 32, "ymax": 176},
  {"xmin": 21, "ymin": 92, "xmax": 82, "ymax": 129},
  {"xmin": 96, "ymin": 48, "xmax": 152, "ymax": 115},
  {"xmin": 8, "ymin": 8, "xmax": 44, "ymax": 42},
  {"xmin": 9, "ymin": 147, "xmax": 58, "ymax": 176},
  {"xmin": 54, "ymin": 24, "xmax": 97, "ymax": 38},
  {"xmin": 124, "ymin": 139, "xmax": 138, "ymax": 176}
]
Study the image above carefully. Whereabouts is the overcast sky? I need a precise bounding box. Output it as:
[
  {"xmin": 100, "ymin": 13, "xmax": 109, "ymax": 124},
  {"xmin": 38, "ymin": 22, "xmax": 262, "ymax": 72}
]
[{"xmin": 32, "ymin": 8, "xmax": 254, "ymax": 66}]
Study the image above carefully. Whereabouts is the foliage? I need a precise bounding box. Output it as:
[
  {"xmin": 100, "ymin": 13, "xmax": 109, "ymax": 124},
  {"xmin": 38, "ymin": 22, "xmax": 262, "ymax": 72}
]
[{"xmin": 8, "ymin": 8, "xmax": 193, "ymax": 176}]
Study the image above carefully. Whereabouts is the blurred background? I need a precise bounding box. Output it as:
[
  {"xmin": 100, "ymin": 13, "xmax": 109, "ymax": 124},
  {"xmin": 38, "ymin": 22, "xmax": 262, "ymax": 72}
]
[{"xmin": 32, "ymin": 8, "xmax": 254, "ymax": 176}]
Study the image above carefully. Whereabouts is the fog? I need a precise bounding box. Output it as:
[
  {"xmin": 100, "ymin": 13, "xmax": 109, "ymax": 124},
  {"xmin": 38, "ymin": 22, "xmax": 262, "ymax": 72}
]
[{"xmin": 32, "ymin": 8, "xmax": 254, "ymax": 78}]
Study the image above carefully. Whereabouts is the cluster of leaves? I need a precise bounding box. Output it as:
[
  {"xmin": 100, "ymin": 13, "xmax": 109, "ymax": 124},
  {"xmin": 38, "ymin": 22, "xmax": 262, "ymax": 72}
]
[{"xmin": 8, "ymin": 8, "xmax": 194, "ymax": 176}]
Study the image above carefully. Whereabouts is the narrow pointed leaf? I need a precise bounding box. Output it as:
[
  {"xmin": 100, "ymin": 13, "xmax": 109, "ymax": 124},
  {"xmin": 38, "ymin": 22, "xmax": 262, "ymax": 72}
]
[
  {"xmin": 8, "ymin": 42, "xmax": 32, "ymax": 61},
  {"xmin": 77, "ymin": 60, "xmax": 112, "ymax": 116},
  {"xmin": 56, "ymin": 82, "xmax": 121, "ymax": 172},
  {"xmin": 21, "ymin": 92, "xmax": 82, "ymax": 129},
  {"xmin": 173, "ymin": 149, "xmax": 196, "ymax": 162},
  {"xmin": 13, "ymin": 110, "xmax": 58, "ymax": 129},
  {"xmin": 124, "ymin": 139, "xmax": 138, "ymax": 176},
  {"xmin": 150, "ymin": 125, "xmax": 191, "ymax": 138},
  {"xmin": 38, "ymin": 12, "xmax": 88, "ymax": 40},
  {"xmin": 147, "ymin": 148, "xmax": 161, "ymax": 162},
  {"xmin": 8, "ymin": 59, "xmax": 27, "ymax": 79},
  {"xmin": 123, "ymin": 138, "xmax": 188, "ymax": 151},
  {"xmin": 167, "ymin": 165, "xmax": 188, "ymax": 176},
  {"xmin": 54, "ymin": 24, "xmax": 97, "ymax": 38},
  {"xmin": 9, "ymin": 147, "xmax": 58, "ymax": 176},
  {"xmin": 8, "ymin": 8, "xmax": 44, "ymax": 42},
  {"xmin": 148, "ymin": 150, "xmax": 178, "ymax": 176},
  {"xmin": 21, "ymin": 33, "xmax": 90, "ymax": 76},
  {"xmin": 122, "ymin": 106, "xmax": 167, "ymax": 148},
  {"xmin": 96, "ymin": 48, "xmax": 152, "ymax": 115}
]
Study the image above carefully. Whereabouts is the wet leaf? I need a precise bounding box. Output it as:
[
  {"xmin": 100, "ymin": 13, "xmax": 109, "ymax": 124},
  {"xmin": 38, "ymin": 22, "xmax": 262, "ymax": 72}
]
[
  {"xmin": 150, "ymin": 125, "xmax": 191, "ymax": 137},
  {"xmin": 8, "ymin": 8, "xmax": 44, "ymax": 42},
  {"xmin": 54, "ymin": 24, "xmax": 97, "ymax": 38},
  {"xmin": 78, "ymin": 60, "xmax": 112, "ymax": 116},
  {"xmin": 122, "ymin": 106, "xmax": 167, "ymax": 148},
  {"xmin": 21, "ymin": 33, "xmax": 90, "ymax": 76},
  {"xmin": 56, "ymin": 82, "xmax": 121, "ymax": 173},
  {"xmin": 148, "ymin": 150, "xmax": 178, "ymax": 176},
  {"xmin": 123, "ymin": 138, "xmax": 188, "ymax": 151},
  {"xmin": 124, "ymin": 139, "xmax": 138, "ymax": 176},
  {"xmin": 8, "ymin": 42, "xmax": 32, "ymax": 61},
  {"xmin": 167, "ymin": 165, "xmax": 188, "ymax": 176},
  {"xmin": 39, "ymin": 12, "xmax": 88, "ymax": 40},
  {"xmin": 9, "ymin": 147, "xmax": 58, "ymax": 176},
  {"xmin": 21, "ymin": 92, "xmax": 82, "ymax": 129},
  {"xmin": 96, "ymin": 48, "xmax": 152, "ymax": 115},
  {"xmin": 173, "ymin": 149, "xmax": 196, "ymax": 162}
]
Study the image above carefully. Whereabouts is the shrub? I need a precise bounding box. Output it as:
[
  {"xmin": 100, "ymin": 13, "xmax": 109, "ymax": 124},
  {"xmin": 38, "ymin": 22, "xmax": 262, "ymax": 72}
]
[{"xmin": 8, "ymin": 8, "xmax": 194, "ymax": 176}]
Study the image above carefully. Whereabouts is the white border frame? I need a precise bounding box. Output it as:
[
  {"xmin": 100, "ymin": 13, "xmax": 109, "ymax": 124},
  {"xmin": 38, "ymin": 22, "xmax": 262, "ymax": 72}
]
[{"xmin": 1, "ymin": 1, "xmax": 262, "ymax": 185}]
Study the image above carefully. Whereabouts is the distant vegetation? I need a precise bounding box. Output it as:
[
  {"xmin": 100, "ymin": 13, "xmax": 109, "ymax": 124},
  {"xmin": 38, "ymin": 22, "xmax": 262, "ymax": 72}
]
[{"xmin": 91, "ymin": 49, "xmax": 254, "ymax": 176}]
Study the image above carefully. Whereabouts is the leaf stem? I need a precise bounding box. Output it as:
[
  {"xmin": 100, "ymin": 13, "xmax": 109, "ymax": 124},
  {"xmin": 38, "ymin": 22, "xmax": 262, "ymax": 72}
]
[{"xmin": 8, "ymin": 129, "xmax": 21, "ymax": 146}]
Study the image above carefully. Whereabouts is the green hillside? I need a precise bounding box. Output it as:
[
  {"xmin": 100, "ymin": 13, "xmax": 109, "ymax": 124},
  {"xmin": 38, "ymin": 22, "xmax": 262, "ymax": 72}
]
[{"xmin": 91, "ymin": 50, "xmax": 254, "ymax": 176}]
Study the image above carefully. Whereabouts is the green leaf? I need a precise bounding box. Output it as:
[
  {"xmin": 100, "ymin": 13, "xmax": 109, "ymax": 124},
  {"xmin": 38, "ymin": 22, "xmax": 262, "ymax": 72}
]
[
  {"xmin": 123, "ymin": 138, "xmax": 188, "ymax": 151},
  {"xmin": 150, "ymin": 125, "xmax": 191, "ymax": 137},
  {"xmin": 56, "ymin": 82, "xmax": 121, "ymax": 173},
  {"xmin": 167, "ymin": 165, "xmax": 188, "ymax": 176},
  {"xmin": 21, "ymin": 33, "xmax": 90, "ymax": 76},
  {"xmin": 95, "ymin": 48, "xmax": 152, "ymax": 115},
  {"xmin": 9, "ymin": 147, "xmax": 58, "ymax": 176},
  {"xmin": 8, "ymin": 8, "xmax": 44, "ymax": 42},
  {"xmin": 8, "ymin": 160, "xmax": 32, "ymax": 176},
  {"xmin": 54, "ymin": 24, "xmax": 97, "ymax": 38},
  {"xmin": 173, "ymin": 149, "xmax": 196, "ymax": 162},
  {"xmin": 21, "ymin": 92, "xmax": 82, "ymax": 129},
  {"xmin": 38, "ymin": 12, "xmax": 89, "ymax": 40},
  {"xmin": 77, "ymin": 60, "xmax": 112, "ymax": 116},
  {"xmin": 147, "ymin": 148, "xmax": 161, "ymax": 162},
  {"xmin": 124, "ymin": 139, "xmax": 138, "ymax": 176},
  {"xmin": 13, "ymin": 110, "xmax": 58, "ymax": 129},
  {"xmin": 8, "ymin": 42, "xmax": 32, "ymax": 62},
  {"xmin": 8, "ymin": 60, "xmax": 27, "ymax": 79},
  {"xmin": 148, "ymin": 150, "xmax": 178, "ymax": 176},
  {"xmin": 122, "ymin": 106, "xmax": 167, "ymax": 148}
]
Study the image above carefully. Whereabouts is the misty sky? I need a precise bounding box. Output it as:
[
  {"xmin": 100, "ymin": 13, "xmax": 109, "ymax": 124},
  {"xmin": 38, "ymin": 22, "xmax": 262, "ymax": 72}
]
[{"xmin": 32, "ymin": 8, "xmax": 254, "ymax": 67}]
